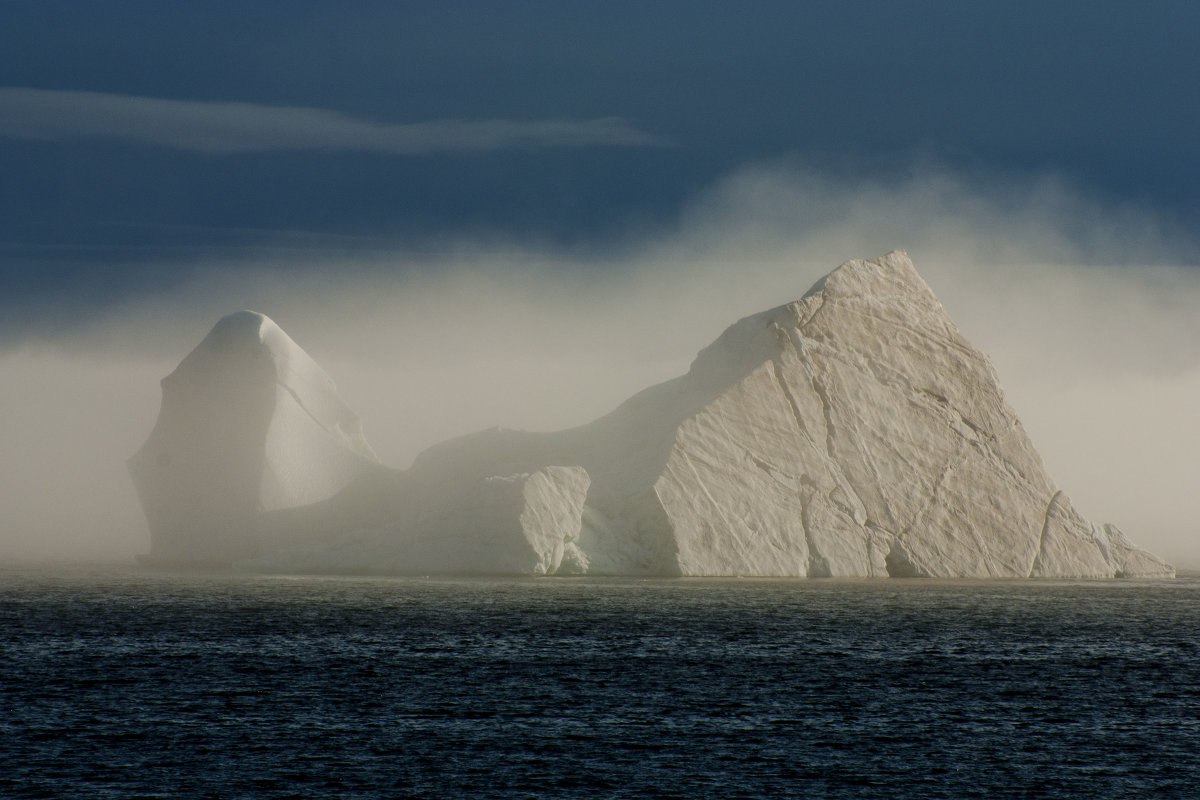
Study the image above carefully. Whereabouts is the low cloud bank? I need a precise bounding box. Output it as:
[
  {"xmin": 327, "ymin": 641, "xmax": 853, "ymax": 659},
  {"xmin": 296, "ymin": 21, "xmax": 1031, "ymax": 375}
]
[{"xmin": 3, "ymin": 161, "xmax": 1197, "ymax": 566}]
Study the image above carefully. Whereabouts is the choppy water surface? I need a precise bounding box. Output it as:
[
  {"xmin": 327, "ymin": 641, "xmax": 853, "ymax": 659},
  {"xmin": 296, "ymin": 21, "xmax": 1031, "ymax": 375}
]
[{"xmin": 2, "ymin": 568, "xmax": 1198, "ymax": 798}]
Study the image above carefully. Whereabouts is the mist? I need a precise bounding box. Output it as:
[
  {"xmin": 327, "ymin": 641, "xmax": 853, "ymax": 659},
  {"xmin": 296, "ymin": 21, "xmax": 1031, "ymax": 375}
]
[{"xmin": 3, "ymin": 161, "xmax": 1197, "ymax": 568}]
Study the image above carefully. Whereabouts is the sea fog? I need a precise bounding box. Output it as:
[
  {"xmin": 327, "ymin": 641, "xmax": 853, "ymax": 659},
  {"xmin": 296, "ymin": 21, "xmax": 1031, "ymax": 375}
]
[{"xmin": 1, "ymin": 162, "xmax": 1198, "ymax": 568}]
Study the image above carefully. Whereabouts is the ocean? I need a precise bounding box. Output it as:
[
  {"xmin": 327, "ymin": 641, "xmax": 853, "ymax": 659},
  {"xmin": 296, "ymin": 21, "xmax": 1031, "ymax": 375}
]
[{"xmin": 2, "ymin": 567, "xmax": 1198, "ymax": 798}]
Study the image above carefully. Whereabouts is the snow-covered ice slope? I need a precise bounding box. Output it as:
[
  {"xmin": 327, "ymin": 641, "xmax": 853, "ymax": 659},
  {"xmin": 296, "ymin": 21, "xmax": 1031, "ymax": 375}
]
[
  {"xmin": 129, "ymin": 311, "xmax": 380, "ymax": 565},
  {"xmin": 131, "ymin": 255, "xmax": 1174, "ymax": 577}
]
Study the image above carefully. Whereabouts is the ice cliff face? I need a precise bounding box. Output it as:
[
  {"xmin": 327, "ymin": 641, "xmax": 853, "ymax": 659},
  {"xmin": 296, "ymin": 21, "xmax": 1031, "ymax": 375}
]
[
  {"xmin": 132, "ymin": 254, "xmax": 1174, "ymax": 578},
  {"xmin": 129, "ymin": 311, "xmax": 380, "ymax": 565}
]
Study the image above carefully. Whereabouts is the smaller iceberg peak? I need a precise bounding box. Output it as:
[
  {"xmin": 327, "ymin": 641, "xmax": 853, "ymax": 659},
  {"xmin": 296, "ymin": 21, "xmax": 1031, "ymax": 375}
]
[
  {"xmin": 198, "ymin": 310, "xmax": 275, "ymax": 354},
  {"xmin": 194, "ymin": 311, "xmax": 317, "ymax": 373},
  {"xmin": 130, "ymin": 309, "xmax": 379, "ymax": 567},
  {"xmin": 213, "ymin": 308, "xmax": 271, "ymax": 329}
]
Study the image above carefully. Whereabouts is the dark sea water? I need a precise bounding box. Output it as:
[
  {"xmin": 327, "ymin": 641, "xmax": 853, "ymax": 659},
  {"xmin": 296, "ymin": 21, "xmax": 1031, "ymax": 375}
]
[{"xmin": 2, "ymin": 567, "xmax": 1198, "ymax": 799}]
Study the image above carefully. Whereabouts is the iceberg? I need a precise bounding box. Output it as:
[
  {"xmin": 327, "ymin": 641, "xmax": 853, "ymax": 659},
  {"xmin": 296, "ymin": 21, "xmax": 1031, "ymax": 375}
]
[
  {"xmin": 131, "ymin": 253, "xmax": 1174, "ymax": 578},
  {"xmin": 129, "ymin": 311, "xmax": 380, "ymax": 565}
]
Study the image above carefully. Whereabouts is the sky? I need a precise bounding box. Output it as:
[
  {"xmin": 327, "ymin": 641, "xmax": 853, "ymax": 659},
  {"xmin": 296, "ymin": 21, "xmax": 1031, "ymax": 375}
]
[{"xmin": 1, "ymin": 2, "xmax": 1198, "ymax": 567}]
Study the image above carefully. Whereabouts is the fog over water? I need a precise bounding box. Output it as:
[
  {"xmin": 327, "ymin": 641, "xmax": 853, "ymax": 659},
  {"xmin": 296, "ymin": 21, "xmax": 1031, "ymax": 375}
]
[{"xmin": 3, "ymin": 163, "xmax": 1197, "ymax": 567}]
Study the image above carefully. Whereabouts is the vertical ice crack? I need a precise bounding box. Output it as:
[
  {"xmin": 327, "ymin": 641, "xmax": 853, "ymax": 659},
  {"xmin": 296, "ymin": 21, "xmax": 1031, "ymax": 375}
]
[
  {"xmin": 771, "ymin": 358, "xmax": 814, "ymax": 445},
  {"xmin": 1028, "ymin": 490, "xmax": 1062, "ymax": 577},
  {"xmin": 806, "ymin": 368, "xmax": 838, "ymax": 462},
  {"xmin": 797, "ymin": 475, "xmax": 822, "ymax": 577}
]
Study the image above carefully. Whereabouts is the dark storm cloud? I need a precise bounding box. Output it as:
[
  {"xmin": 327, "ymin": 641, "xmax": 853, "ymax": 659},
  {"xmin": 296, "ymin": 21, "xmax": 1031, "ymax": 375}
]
[
  {"xmin": 2, "ymin": 2, "xmax": 1199, "ymax": 296},
  {"xmin": 0, "ymin": 88, "xmax": 666, "ymax": 154}
]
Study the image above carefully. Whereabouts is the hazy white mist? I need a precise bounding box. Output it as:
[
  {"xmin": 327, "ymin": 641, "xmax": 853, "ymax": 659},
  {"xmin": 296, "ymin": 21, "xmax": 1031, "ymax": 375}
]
[{"xmin": 2, "ymin": 162, "xmax": 1197, "ymax": 567}]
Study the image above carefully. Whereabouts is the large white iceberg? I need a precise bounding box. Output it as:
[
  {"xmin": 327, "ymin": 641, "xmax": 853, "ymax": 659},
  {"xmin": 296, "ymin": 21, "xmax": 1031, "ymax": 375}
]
[{"xmin": 131, "ymin": 253, "xmax": 1174, "ymax": 578}]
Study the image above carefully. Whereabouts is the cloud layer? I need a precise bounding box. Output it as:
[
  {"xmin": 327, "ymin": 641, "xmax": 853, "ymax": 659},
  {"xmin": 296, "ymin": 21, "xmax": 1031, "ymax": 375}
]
[{"xmin": 0, "ymin": 87, "xmax": 666, "ymax": 154}]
